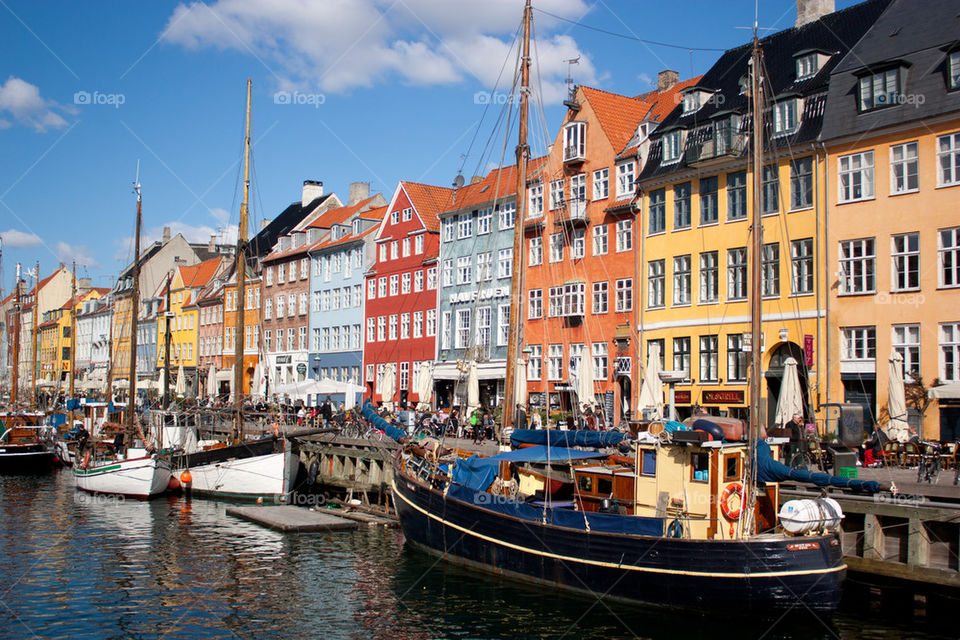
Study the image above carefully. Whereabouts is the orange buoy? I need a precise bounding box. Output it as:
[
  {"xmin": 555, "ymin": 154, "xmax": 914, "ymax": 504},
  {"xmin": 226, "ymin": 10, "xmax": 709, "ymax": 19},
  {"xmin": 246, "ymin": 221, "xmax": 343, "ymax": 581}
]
[
  {"xmin": 168, "ymin": 475, "xmax": 181, "ymax": 491},
  {"xmin": 180, "ymin": 470, "xmax": 193, "ymax": 485},
  {"xmin": 256, "ymin": 497, "xmax": 263, "ymax": 505}
]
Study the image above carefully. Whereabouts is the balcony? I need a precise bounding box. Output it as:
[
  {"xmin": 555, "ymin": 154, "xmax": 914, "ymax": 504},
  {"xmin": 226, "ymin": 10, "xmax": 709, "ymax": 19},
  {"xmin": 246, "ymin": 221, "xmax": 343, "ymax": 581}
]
[
  {"xmin": 685, "ymin": 131, "xmax": 747, "ymax": 166},
  {"xmin": 555, "ymin": 198, "xmax": 588, "ymax": 226},
  {"xmin": 563, "ymin": 145, "xmax": 585, "ymax": 164},
  {"xmin": 615, "ymin": 357, "xmax": 631, "ymax": 376}
]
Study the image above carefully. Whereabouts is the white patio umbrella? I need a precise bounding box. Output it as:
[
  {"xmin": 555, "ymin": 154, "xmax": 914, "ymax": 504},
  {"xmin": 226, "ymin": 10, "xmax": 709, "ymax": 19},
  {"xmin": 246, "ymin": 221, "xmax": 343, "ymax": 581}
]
[
  {"xmin": 205, "ymin": 364, "xmax": 216, "ymax": 398},
  {"xmin": 251, "ymin": 362, "xmax": 263, "ymax": 399},
  {"xmin": 158, "ymin": 367, "xmax": 167, "ymax": 397},
  {"xmin": 637, "ymin": 343, "xmax": 664, "ymax": 420},
  {"xmin": 416, "ymin": 360, "xmax": 433, "ymax": 411},
  {"xmin": 175, "ymin": 362, "xmax": 186, "ymax": 397},
  {"xmin": 887, "ymin": 351, "xmax": 911, "ymax": 443},
  {"xmin": 380, "ymin": 363, "xmax": 396, "ymax": 412},
  {"xmin": 466, "ymin": 360, "xmax": 480, "ymax": 415},
  {"xmin": 513, "ymin": 357, "xmax": 527, "ymax": 412},
  {"xmin": 577, "ymin": 355, "xmax": 595, "ymax": 409},
  {"xmin": 774, "ymin": 357, "xmax": 805, "ymax": 429}
]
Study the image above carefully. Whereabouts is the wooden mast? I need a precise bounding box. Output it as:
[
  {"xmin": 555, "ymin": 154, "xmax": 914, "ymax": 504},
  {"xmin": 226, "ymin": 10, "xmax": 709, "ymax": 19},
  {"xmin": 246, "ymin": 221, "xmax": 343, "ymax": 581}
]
[
  {"xmin": 502, "ymin": 0, "xmax": 532, "ymax": 429},
  {"xmin": 31, "ymin": 261, "xmax": 38, "ymax": 410},
  {"xmin": 68, "ymin": 261, "xmax": 76, "ymax": 426},
  {"xmin": 233, "ymin": 78, "xmax": 251, "ymax": 442},
  {"xmin": 126, "ymin": 166, "xmax": 142, "ymax": 437},
  {"xmin": 163, "ymin": 272, "xmax": 172, "ymax": 409},
  {"xmin": 11, "ymin": 263, "xmax": 21, "ymax": 406}
]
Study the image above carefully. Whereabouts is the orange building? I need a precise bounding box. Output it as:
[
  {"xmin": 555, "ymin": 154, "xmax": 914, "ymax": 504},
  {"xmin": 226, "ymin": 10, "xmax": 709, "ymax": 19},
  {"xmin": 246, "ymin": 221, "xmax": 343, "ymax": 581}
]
[{"xmin": 220, "ymin": 265, "xmax": 261, "ymax": 398}]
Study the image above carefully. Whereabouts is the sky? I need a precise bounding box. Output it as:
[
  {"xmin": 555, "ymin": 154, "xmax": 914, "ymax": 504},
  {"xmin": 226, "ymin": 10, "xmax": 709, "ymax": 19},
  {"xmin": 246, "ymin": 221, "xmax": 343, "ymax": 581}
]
[{"xmin": 0, "ymin": 0, "xmax": 861, "ymax": 295}]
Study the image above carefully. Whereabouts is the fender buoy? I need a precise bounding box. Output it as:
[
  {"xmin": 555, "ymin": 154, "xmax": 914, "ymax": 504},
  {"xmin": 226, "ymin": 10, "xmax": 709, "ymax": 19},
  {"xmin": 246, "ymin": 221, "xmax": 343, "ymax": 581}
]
[
  {"xmin": 81, "ymin": 451, "xmax": 91, "ymax": 470},
  {"xmin": 180, "ymin": 470, "xmax": 193, "ymax": 485},
  {"xmin": 168, "ymin": 475, "xmax": 181, "ymax": 491},
  {"xmin": 720, "ymin": 482, "xmax": 743, "ymax": 520}
]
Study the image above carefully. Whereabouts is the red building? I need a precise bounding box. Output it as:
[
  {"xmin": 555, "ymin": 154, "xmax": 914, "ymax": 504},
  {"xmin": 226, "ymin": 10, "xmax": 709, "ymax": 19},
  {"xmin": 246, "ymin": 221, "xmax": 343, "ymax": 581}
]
[{"xmin": 364, "ymin": 181, "xmax": 452, "ymax": 408}]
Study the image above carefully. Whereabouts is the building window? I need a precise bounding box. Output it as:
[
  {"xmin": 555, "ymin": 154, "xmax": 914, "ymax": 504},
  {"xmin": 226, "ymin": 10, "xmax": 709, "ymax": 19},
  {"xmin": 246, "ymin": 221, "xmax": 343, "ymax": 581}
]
[
  {"xmin": 366, "ymin": 318, "xmax": 375, "ymax": 343},
  {"xmin": 415, "ymin": 234, "xmax": 424, "ymax": 254},
  {"xmin": 497, "ymin": 248, "xmax": 513, "ymax": 279},
  {"xmin": 414, "ymin": 270, "xmax": 423, "ymax": 292},
  {"xmin": 674, "ymin": 182, "xmax": 691, "ymax": 230},
  {"xmin": 571, "ymin": 228, "xmax": 585, "ymax": 260},
  {"xmin": 761, "ymin": 243, "xmax": 780, "ymax": 297},
  {"xmin": 791, "ymin": 238, "xmax": 814, "ymax": 295},
  {"xmin": 476, "ymin": 252, "xmax": 492, "ymax": 282},
  {"xmin": 648, "ymin": 260, "xmax": 664, "ymax": 308},
  {"xmin": 938, "ymin": 132, "xmax": 960, "ymax": 187},
  {"xmin": 662, "ymin": 131, "xmax": 683, "ymax": 164},
  {"xmin": 456, "ymin": 256, "xmax": 471, "ymax": 285},
  {"xmin": 616, "ymin": 161, "xmax": 636, "ymax": 196},
  {"xmin": 700, "ymin": 335, "xmax": 719, "ymax": 382},
  {"xmin": 276, "ymin": 296, "xmax": 284, "ymax": 318},
  {"xmin": 389, "ymin": 274, "xmax": 399, "ymax": 296},
  {"xmin": 772, "ymin": 99, "xmax": 798, "ymax": 135},
  {"xmin": 841, "ymin": 326, "xmax": 876, "ymax": 362},
  {"xmin": 673, "ymin": 337, "xmax": 690, "ymax": 379},
  {"xmin": 839, "ymin": 238, "xmax": 876, "ymax": 294},
  {"xmin": 497, "ymin": 305, "xmax": 509, "ymax": 346},
  {"xmin": 839, "ymin": 151, "xmax": 875, "ymax": 202},
  {"xmin": 378, "ymin": 276, "xmax": 387, "ymax": 297},
  {"xmin": 615, "ymin": 278, "xmax": 633, "ymax": 312},
  {"xmin": 298, "ymin": 326, "xmax": 307, "ymax": 351},
  {"xmin": 592, "ymin": 342, "xmax": 608, "ymax": 380},
  {"xmin": 400, "ymin": 313, "xmax": 410, "ymax": 340},
  {"xmin": 761, "ymin": 165, "xmax": 779, "ymax": 214},
  {"xmin": 593, "ymin": 281, "xmax": 608, "ymax": 314},
  {"xmin": 673, "ymin": 255, "xmax": 691, "ymax": 306},
  {"xmin": 890, "ymin": 142, "xmax": 919, "ymax": 194},
  {"xmin": 265, "ymin": 267, "xmax": 273, "ymax": 287},
  {"xmin": 941, "ymin": 323, "xmax": 960, "ymax": 382},
  {"xmin": 727, "ymin": 334, "xmax": 747, "ymax": 382},
  {"xmin": 891, "ymin": 232, "xmax": 919, "ymax": 291},
  {"xmin": 790, "ymin": 157, "xmax": 813, "ymax": 210},
  {"xmin": 562, "ymin": 282, "xmax": 585, "ymax": 317},
  {"xmin": 427, "ymin": 266, "xmax": 437, "ymax": 290},
  {"xmin": 402, "ymin": 237, "xmax": 411, "ymax": 257},
  {"xmin": 615, "ymin": 219, "xmax": 633, "ymax": 253},
  {"xmin": 727, "ymin": 171, "xmax": 747, "ymax": 220},
  {"xmin": 264, "ymin": 330, "xmax": 272, "ymax": 352},
  {"xmin": 940, "ymin": 227, "xmax": 960, "ymax": 287},
  {"xmin": 477, "ymin": 207, "xmax": 492, "ymax": 235},
  {"xmin": 401, "ymin": 272, "xmax": 411, "ymax": 294},
  {"xmin": 950, "ymin": 51, "xmax": 960, "ymax": 90},
  {"xmin": 548, "ymin": 286, "xmax": 562, "ymax": 318},
  {"xmin": 592, "ymin": 224, "xmax": 608, "ymax": 256},
  {"xmin": 550, "ymin": 179, "xmax": 565, "ymax": 210},
  {"xmin": 441, "ymin": 217, "xmax": 455, "ymax": 242},
  {"xmin": 277, "ymin": 263, "xmax": 285, "ymax": 283},
  {"xmin": 563, "ymin": 121, "xmax": 586, "ymax": 160},
  {"xmin": 528, "ymin": 236, "xmax": 542, "ymax": 266},
  {"xmin": 592, "ymin": 168, "xmax": 609, "ymax": 201},
  {"xmin": 858, "ymin": 68, "xmax": 901, "ymax": 111},
  {"xmin": 299, "ymin": 292, "xmax": 307, "ymax": 315},
  {"xmin": 549, "ymin": 233, "xmax": 564, "ymax": 263},
  {"xmin": 402, "ymin": 207, "xmax": 412, "ymax": 222},
  {"xmin": 390, "ymin": 209, "xmax": 399, "ymax": 225},
  {"xmin": 527, "ymin": 345, "xmax": 542, "ymax": 380},
  {"xmin": 796, "ymin": 53, "xmax": 820, "ymax": 79},
  {"xmin": 367, "ymin": 279, "xmax": 376, "ymax": 300},
  {"xmin": 377, "ymin": 316, "xmax": 386, "ymax": 341},
  {"xmin": 648, "ymin": 188, "xmax": 666, "ymax": 234},
  {"xmin": 426, "ymin": 309, "xmax": 437, "ymax": 337},
  {"xmin": 388, "ymin": 315, "xmax": 398, "ymax": 341},
  {"xmin": 699, "ymin": 251, "xmax": 718, "ymax": 303},
  {"xmin": 893, "ymin": 324, "xmax": 920, "ymax": 381},
  {"xmin": 475, "ymin": 307, "xmax": 491, "ymax": 347},
  {"xmin": 457, "ymin": 212, "xmax": 473, "ymax": 239},
  {"xmin": 548, "ymin": 344, "xmax": 563, "ymax": 381},
  {"xmin": 727, "ymin": 247, "xmax": 747, "ymax": 301},
  {"xmin": 569, "ymin": 173, "xmax": 586, "ymax": 216},
  {"xmin": 529, "ymin": 184, "xmax": 544, "ymax": 218},
  {"xmin": 264, "ymin": 298, "xmax": 272, "ymax": 320},
  {"xmin": 699, "ymin": 176, "xmax": 718, "ymax": 225},
  {"xmin": 390, "ymin": 241, "xmax": 398, "ymax": 260},
  {"xmin": 498, "ymin": 201, "xmax": 516, "ymax": 230},
  {"xmin": 528, "ymin": 288, "xmax": 543, "ymax": 319}
]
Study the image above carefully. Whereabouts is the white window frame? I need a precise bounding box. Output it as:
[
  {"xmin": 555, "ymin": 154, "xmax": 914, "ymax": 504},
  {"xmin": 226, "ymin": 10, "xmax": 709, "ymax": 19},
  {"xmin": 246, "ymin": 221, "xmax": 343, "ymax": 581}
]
[
  {"xmin": 890, "ymin": 141, "xmax": 919, "ymax": 194},
  {"xmin": 592, "ymin": 168, "xmax": 609, "ymax": 201},
  {"xmin": 839, "ymin": 238, "xmax": 876, "ymax": 295},
  {"xmin": 940, "ymin": 227, "xmax": 960, "ymax": 288},
  {"xmin": 938, "ymin": 132, "xmax": 960, "ymax": 187},
  {"xmin": 838, "ymin": 151, "xmax": 875, "ymax": 203},
  {"xmin": 891, "ymin": 232, "xmax": 919, "ymax": 292}
]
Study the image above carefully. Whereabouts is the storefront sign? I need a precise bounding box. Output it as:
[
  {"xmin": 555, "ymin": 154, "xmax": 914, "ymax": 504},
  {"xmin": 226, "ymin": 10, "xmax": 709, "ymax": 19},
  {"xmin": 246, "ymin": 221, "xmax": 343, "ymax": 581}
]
[
  {"xmin": 449, "ymin": 286, "xmax": 509, "ymax": 304},
  {"xmin": 528, "ymin": 392, "xmax": 542, "ymax": 408},
  {"xmin": 702, "ymin": 390, "xmax": 745, "ymax": 405},
  {"xmin": 804, "ymin": 334, "xmax": 814, "ymax": 368},
  {"xmin": 675, "ymin": 390, "xmax": 691, "ymax": 403},
  {"xmin": 297, "ymin": 363, "xmax": 307, "ymax": 375},
  {"xmin": 549, "ymin": 393, "xmax": 560, "ymax": 410},
  {"xmin": 276, "ymin": 355, "xmax": 292, "ymax": 364}
]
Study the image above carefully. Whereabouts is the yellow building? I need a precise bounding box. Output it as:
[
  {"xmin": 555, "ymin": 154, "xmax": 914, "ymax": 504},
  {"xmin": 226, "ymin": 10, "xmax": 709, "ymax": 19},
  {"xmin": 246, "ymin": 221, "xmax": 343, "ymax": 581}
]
[
  {"xmin": 820, "ymin": 2, "xmax": 960, "ymax": 440},
  {"xmin": 40, "ymin": 289, "xmax": 107, "ymax": 387}
]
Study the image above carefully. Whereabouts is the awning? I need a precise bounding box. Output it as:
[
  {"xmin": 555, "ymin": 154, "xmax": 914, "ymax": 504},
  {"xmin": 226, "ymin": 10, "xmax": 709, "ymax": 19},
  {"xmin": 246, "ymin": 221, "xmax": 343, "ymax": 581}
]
[
  {"xmin": 215, "ymin": 370, "xmax": 234, "ymax": 382},
  {"xmin": 928, "ymin": 382, "xmax": 960, "ymax": 399},
  {"xmin": 432, "ymin": 360, "xmax": 506, "ymax": 381}
]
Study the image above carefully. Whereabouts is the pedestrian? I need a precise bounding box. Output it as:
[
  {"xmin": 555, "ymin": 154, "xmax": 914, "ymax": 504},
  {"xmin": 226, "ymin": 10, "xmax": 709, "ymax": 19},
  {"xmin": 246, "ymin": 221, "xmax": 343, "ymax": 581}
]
[
  {"xmin": 515, "ymin": 403, "xmax": 528, "ymax": 431},
  {"xmin": 321, "ymin": 396, "xmax": 333, "ymax": 427},
  {"xmin": 482, "ymin": 410, "xmax": 495, "ymax": 442},
  {"xmin": 585, "ymin": 406, "xmax": 598, "ymax": 431},
  {"xmin": 531, "ymin": 410, "xmax": 543, "ymax": 430},
  {"xmin": 448, "ymin": 407, "xmax": 462, "ymax": 438}
]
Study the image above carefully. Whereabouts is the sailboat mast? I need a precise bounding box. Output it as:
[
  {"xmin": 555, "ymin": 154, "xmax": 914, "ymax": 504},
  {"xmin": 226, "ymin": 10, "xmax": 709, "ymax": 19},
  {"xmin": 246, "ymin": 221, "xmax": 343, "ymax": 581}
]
[
  {"xmin": 163, "ymin": 272, "xmax": 172, "ymax": 409},
  {"xmin": 234, "ymin": 78, "xmax": 251, "ymax": 441},
  {"xmin": 744, "ymin": 34, "xmax": 765, "ymax": 536},
  {"xmin": 68, "ymin": 261, "xmax": 77, "ymax": 425},
  {"xmin": 126, "ymin": 168, "xmax": 142, "ymax": 434},
  {"xmin": 503, "ymin": 0, "xmax": 532, "ymax": 428},
  {"xmin": 12, "ymin": 263, "xmax": 21, "ymax": 406},
  {"xmin": 31, "ymin": 261, "xmax": 38, "ymax": 410}
]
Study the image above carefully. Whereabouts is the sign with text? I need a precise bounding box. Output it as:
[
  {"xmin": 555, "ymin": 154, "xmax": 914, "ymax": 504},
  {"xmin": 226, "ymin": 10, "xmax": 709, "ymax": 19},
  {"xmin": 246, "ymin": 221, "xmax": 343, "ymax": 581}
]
[
  {"xmin": 804, "ymin": 334, "xmax": 814, "ymax": 368},
  {"xmin": 674, "ymin": 390, "xmax": 691, "ymax": 404},
  {"xmin": 702, "ymin": 390, "xmax": 745, "ymax": 405}
]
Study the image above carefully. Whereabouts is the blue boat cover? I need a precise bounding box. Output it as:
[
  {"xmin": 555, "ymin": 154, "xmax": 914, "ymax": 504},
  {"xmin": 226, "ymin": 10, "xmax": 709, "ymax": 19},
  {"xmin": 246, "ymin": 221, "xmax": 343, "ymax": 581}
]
[
  {"xmin": 509, "ymin": 429, "xmax": 629, "ymax": 448},
  {"xmin": 663, "ymin": 420, "xmax": 688, "ymax": 433},
  {"xmin": 756, "ymin": 439, "xmax": 882, "ymax": 493},
  {"xmin": 445, "ymin": 482, "xmax": 664, "ymax": 536},
  {"xmin": 450, "ymin": 445, "xmax": 607, "ymax": 492},
  {"xmin": 361, "ymin": 400, "xmax": 407, "ymax": 443}
]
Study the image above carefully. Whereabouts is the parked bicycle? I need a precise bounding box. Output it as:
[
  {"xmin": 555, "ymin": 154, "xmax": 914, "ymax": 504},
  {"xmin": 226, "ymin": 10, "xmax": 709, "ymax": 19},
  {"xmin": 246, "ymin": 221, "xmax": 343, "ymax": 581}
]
[
  {"xmin": 916, "ymin": 441, "xmax": 942, "ymax": 483},
  {"xmin": 788, "ymin": 432, "xmax": 830, "ymax": 473}
]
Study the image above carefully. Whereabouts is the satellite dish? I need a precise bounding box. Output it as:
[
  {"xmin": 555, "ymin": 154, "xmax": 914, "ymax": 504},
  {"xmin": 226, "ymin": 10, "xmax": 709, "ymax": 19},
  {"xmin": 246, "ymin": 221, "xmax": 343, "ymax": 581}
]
[{"xmin": 452, "ymin": 173, "xmax": 465, "ymax": 188}]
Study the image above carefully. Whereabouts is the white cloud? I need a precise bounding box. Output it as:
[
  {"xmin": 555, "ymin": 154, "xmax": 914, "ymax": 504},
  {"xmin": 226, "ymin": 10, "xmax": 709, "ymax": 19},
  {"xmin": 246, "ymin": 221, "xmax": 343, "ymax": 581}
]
[
  {"xmin": 0, "ymin": 228, "xmax": 43, "ymax": 248},
  {"xmin": 161, "ymin": 0, "xmax": 597, "ymax": 102},
  {"xmin": 209, "ymin": 207, "xmax": 231, "ymax": 224},
  {"xmin": 0, "ymin": 76, "xmax": 69, "ymax": 132},
  {"xmin": 56, "ymin": 242, "xmax": 101, "ymax": 269}
]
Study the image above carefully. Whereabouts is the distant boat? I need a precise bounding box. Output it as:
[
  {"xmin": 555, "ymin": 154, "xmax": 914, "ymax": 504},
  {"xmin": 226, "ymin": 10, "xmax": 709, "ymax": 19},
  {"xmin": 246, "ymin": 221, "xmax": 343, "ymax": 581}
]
[{"xmin": 0, "ymin": 413, "xmax": 55, "ymax": 474}]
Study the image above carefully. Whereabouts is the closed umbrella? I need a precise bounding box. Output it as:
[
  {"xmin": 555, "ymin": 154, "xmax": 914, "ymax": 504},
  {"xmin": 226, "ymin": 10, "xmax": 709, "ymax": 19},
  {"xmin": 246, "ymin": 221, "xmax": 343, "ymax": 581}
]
[
  {"xmin": 774, "ymin": 357, "xmax": 804, "ymax": 429},
  {"xmin": 416, "ymin": 361, "xmax": 433, "ymax": 411},
  {"xmin": 887, "ymin": 351, "xmax": 911, "ymax": 443},
  {"xmin": 577, "ymin": 353, "xmax": 595, "ymax": 409},
  {"xmin": 466, "ymin": 360, "xmax": 480, "ymax": 415},
  {"xmin": 637, "ymin": 343, "xmax": 664, "ymax": 420},
  {"xmin": 513, "ymin": 357, "xmax": 527, "ymax": 411},
  {"xmin": 380, "ymin": 363, "xmax": 395, "ymax": 412},
  {"xmin": 175, "ymin": 362, "xmax": 186, "ymax": 397},
  {"xmin": 251, "ymin": 362, "xmax": 263, "ymax": 399}
]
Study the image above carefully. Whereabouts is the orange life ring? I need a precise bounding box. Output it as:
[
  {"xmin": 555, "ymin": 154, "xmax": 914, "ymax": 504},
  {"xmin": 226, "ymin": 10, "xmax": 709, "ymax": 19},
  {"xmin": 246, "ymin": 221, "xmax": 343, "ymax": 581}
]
[
  {"xmin": 720, "ymin": 482, "xmax": 743, "ymax": 520},
  {"xmin": 81, "ymin": 451, "xmax": 91, "ymax": 470}
]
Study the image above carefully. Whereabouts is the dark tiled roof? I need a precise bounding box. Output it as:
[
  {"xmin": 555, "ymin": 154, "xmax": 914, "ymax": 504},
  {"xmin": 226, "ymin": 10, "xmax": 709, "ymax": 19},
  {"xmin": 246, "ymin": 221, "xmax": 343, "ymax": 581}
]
[
  {"xmin": 821, "ymin": 0, "xmax": 960, "ymax": 141},
  {"xmin": 249, "ymin": 194, "xmax": 332, "ymax": 258}
]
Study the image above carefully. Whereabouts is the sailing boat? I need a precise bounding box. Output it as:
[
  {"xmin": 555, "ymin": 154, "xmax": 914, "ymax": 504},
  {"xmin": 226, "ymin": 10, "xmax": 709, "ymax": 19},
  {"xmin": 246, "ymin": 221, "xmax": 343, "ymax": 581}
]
[
  {"xmin": 389, "ymin": 4, "xmax": 886, "ymax": 612},
  {"xmin": 74, "ymin": 166, "xmax": 172, "ymax": 499},
  {"xmin": 164, "ymin": 79, "xmax": 299, "ymax": 501}
]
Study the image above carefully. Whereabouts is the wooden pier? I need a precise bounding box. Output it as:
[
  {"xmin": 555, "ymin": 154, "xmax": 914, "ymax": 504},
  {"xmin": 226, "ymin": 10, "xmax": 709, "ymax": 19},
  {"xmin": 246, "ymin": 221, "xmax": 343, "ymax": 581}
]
[{"xmin": 226, "ymin": 505, "xmax": 358, "ymax": 533}]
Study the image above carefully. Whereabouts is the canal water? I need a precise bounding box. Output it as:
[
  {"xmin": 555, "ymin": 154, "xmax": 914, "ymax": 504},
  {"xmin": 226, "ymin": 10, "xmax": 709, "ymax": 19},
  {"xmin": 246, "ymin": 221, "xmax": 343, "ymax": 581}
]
[{"xmin": 0, "ymin": 472, "xmax": 952, "ymax": 640}]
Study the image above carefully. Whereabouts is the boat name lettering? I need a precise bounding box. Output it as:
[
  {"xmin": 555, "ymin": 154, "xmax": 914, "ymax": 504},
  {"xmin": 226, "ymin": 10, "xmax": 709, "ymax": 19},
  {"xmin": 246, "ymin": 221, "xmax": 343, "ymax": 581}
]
[{"xmin": 786, "ymin": 542, "xmax": 820, "ymax": 551}]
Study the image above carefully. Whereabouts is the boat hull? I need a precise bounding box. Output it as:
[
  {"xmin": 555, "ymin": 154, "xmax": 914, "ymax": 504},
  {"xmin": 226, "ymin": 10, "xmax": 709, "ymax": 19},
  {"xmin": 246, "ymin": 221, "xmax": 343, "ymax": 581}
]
[
  {"xmin": 74, "ymin": 456, "xmax": 172, "ymax": 499},
  {"xmin": 392, "ymin": 475, "xmax": 844, "ymax": 612},
  {"xmin": 171, "ymin": 439, "xmax": 298, "ymax": 501},
  {"xmin": 0, "ymin": 445, "xmax": 56, "ymax": 475}
]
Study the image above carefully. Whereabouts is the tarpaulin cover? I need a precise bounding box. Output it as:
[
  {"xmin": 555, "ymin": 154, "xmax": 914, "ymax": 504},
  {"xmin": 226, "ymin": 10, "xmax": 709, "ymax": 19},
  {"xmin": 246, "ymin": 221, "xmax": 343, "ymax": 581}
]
[
  {"xmin": 510, "ymin": 429, "xmax": 629, "ymax": 448},
  {"xmin": 450, "ymin": 445, "xmax": 607, "ymax": 492},
  {"xmin": 756, "ymin": 439, "xmax": 882, "ymax": 493},
  {"xmin": 66, "ymin": 398, "xmax": 81, "ymax": 411},
  {"xmin": 361, "ymin": 400, "xmax": 407, "ymax": 443},
  {"xmin": 445, "ymin": 482, "xmax": 664, "ymax": 535}
]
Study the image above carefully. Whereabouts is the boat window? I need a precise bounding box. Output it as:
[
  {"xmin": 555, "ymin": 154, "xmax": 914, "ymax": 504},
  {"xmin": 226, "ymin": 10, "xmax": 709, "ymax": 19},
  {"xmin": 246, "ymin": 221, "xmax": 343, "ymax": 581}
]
[
  {"xmin": 641, "ymin": 450, "xmax": 657, "ymax": 476},
  {"xmin": 597, "ymin": 477, "xmax": 613, "ymax": 496},
  {"xmin": 691, "ymin": 452, "xmax": 709, "ymax": 482},
  {"xmin": 724, "ymin": 454, "xmax": 740, "ymax": 481},
  {"xmin": 578, "ymin": 475, "xmax": 594, "ymax": 493}
]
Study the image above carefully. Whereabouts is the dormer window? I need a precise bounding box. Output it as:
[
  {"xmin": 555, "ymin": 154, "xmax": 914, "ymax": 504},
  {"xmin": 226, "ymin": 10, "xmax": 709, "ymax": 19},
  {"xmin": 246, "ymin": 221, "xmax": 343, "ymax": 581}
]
[
  {"xmin": 681, "ymin": 88, "xmax": 715, "ymax": 115},
  {"xmin": 949, "ymin": 51, "xmax": 960, "ymax": 90},
  {"xmin": 662, "ymin": 130, "xmax": 684, "ymax": 164},
  {"xmin": 772, "ymin": 98, "xmax": 800, "ymax": 136},
  {"xmin": 858, "ymin": 66, "xmax": 905, "ymax": 111},
  {"xmin": 402, "ymin": 207, "xmax": 413, "ymax": 221},
  {"xmin": 352, "ymin": 219, "xmax": 361, "ymax": 235},
  {"xmin": 794, "ymin": 49, "xmax": 831, "ymax": 80},
  {"xmin": 390, "ymin": 209, "xmax": 399, "ymax": 225},
  {"xmin": 563, "ymin": 121, "xmax": 586, "ymax": 162}
]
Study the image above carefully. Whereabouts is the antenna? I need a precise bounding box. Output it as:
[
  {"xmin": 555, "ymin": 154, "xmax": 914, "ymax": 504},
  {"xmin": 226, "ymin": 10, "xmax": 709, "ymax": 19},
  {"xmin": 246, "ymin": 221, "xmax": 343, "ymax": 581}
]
[{"xmin": 564, "ymin": 55, "xmax": 580, "ymax": 98}]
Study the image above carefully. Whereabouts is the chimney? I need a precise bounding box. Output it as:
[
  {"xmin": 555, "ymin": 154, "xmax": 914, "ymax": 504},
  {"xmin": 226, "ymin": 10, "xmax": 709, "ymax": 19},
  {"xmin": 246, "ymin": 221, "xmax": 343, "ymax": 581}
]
[
  {"xmin": 796, "ymin": 0, "xmax": 834, "ymax": 28},
  {"xmin": 260, "ymin": 218, "xmax": 270, "ymax": 231},
  {"xmin": 208, "ymin": 234, "xmax": 216, "ymax": 253},
  {"xmin": 348, "ymin": 182, "xmax": 370, "ymax": 206},
  {"xmin": 470, "ymin": 175, "xmax": 484, "ymax": 185},
  {"xmin": 302, "ymin": 180, "xmax": 323, "ymax": 208},
  {"xmin": 162, "ymin": 226, "xmax": 171, "ymax": 244},
  {"xmin": 79, "ymin": 277, "xmax": 91, "ymax": 292},
  {"xmin": 657, "ymin": 70, "xmax": 679, "ymax": 92}
]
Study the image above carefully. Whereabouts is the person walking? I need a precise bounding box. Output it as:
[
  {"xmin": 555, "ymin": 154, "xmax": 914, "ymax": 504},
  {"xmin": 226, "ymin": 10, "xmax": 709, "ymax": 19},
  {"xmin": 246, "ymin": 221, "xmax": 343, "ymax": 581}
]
[
  {"xmin": 321, "ymin": 396, "xmax": 333, "ymax": 427},
  {"xmin": 515, "ymin": 404, "xmax": 528, "ymax": 431}
]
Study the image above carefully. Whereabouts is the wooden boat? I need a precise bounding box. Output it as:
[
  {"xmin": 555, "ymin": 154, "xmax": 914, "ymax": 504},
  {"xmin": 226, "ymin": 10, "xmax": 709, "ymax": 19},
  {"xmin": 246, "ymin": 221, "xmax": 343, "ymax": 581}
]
[{"xmin": 0, "ymin": 413, "xmax": 55, "ymax": 474}]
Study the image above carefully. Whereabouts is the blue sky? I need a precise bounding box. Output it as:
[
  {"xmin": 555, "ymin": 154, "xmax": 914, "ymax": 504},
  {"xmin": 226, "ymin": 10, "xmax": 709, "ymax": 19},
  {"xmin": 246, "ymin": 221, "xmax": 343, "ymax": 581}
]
[{"xmin": 0, "ymin": 0, "xmax": 859, "ymax": 294}]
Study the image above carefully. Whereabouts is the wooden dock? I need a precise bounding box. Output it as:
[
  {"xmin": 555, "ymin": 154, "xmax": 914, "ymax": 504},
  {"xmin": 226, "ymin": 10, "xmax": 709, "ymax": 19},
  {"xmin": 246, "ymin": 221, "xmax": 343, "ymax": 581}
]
[{"xmin": 226, "ymin": 505, "xmax": 358, "ymax": 533}]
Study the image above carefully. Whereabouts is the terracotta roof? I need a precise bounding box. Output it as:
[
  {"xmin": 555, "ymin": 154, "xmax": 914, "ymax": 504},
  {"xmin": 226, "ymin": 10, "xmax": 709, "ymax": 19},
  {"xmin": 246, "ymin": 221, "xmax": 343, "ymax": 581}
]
[
  {"xmin": 307, "ymin": 194, "xmax": 382, "ymax": 229},
  {"xmin": 644, "ymin": 76, "xmax": 701, "ymax": 123},
  {"xmin": 400, "ymin": 181, "xmax": 456, "ymax": 232},
  {"xmin": 176, "ymin": 257, "xmax": 223, "ymax": 290},
  {"xmin": 579, "ymin": 86, "xmax": 657, "ymax": 154}
]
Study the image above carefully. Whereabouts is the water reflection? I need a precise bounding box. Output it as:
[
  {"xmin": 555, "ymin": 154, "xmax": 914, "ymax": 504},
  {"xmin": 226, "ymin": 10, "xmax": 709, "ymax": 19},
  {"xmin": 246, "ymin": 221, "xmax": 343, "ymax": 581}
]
[{"xmin": 0, "ymin": 473, "xmax": 954, "ymax": 639}]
